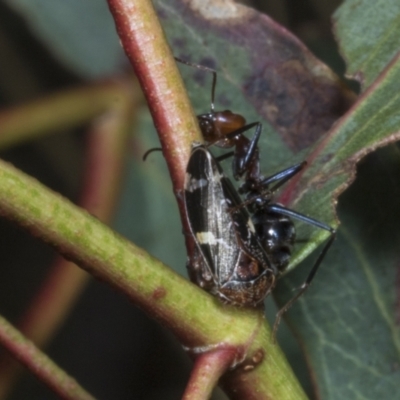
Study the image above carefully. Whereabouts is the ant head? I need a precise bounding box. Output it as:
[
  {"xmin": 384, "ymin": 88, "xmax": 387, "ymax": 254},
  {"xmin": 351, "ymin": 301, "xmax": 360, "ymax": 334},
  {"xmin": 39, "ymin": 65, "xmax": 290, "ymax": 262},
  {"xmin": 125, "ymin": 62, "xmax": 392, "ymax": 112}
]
[{"xmin": 198, "ymin": 110, "xmax": 247, "ymax": 145}]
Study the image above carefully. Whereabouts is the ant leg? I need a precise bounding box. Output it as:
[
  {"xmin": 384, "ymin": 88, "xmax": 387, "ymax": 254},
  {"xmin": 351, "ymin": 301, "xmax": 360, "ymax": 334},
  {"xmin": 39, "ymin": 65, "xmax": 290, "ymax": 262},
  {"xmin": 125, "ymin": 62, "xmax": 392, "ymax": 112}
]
[
  {"xmin": 215, "ymin": 151, "xmax": 234, "ymax": 163},
  {"xmin": 237, "ymin": 122, "xmax": 262, "ymax": 179},
  {"xmin": 218, "ymin": 122, "xmax": 261, "ymax": 180},
  {"xmin": 272, "ymin": 230, "xmax": 336, "ymax": 340},
  {"xmin": 267, "ymin": 204, "xmax": 336, "ymax": 339},
  {"xmin": 240, "ymin": 161, "xmax": 306, "ymax": 194},
  {"xmin": 208, "ymin": 122, "xmax": 261, "ymax": 179},
  {"xmin": 266, "ymin": 162, "xmax": 307, "ymax": 192},
  {"xmin": 174, "ymin": 57, "xmax": 217, "ymax": 112},
  {"xmin": 267, "ymin": 204, "xmax": 333, "ymax": 233}
]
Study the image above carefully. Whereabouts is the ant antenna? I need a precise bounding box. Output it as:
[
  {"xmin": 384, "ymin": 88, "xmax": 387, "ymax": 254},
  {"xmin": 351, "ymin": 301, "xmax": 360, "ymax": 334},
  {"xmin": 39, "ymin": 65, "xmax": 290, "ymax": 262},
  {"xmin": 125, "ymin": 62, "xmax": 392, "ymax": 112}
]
[
  {"xmin": 175, "ymin": 57, "xmax": 217, "ymax": 112},
  {"xmin": 142, "ymin": 147, "xmax": 162, "ymax": 161}
]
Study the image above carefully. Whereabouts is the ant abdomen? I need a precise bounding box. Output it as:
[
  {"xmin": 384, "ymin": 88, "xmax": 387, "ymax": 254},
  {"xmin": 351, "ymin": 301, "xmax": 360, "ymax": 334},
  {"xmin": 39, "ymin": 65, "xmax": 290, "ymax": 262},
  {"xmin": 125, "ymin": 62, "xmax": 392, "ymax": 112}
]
[{"xmin": 252, "ymin": 210, "xmax": 295, "ymax": 273}]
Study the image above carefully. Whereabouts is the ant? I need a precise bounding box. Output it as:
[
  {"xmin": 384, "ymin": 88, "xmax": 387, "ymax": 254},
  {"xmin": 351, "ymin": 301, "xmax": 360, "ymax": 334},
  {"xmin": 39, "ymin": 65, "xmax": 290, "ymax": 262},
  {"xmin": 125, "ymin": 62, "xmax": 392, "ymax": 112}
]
[
  {"xmin": 176, "ymin": 58, "xmax": 336, "ymax": 337},
  {"xmin": 142, "ymin": 58, "xmax": 336, "ymax": 337},
  {"xmin": 175, "ymin": 57, "xmax": 262, "ymax": 183},
  {"xmin": 237, "ymin": 161, "xmax": 336, "ymax": 336},
  {"xmin": 144, "ymin": 58, "xmax": 263, "ymax": 184}
]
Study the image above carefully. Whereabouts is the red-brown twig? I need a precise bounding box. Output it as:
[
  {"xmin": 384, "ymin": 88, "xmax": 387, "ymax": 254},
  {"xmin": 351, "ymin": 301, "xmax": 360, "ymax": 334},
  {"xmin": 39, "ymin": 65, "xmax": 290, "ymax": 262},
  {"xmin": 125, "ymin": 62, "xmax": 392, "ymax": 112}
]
[
  {"xmin": 182, "ymin": 348, "xmax": 237, "ymax": 400},
  {"xmin": 0, "ymin": 314, "xmax": 96, "ymax": 400},
  {"xmin": 107, "ymin": 0, "xmax": 201, "ymax": 218}
]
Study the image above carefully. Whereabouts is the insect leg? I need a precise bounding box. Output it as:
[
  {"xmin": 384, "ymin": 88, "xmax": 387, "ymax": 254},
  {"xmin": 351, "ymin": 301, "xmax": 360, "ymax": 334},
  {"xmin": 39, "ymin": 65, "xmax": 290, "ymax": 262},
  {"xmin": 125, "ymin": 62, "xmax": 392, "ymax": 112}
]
[
  {"xmin": 272, "ymin": 230, "xmax": 336, "ymax": 339},
  {"xmin": 212, "ymin": 122, "xmax": 262, "ymax": 180},
  {"xmin": 267, "ymin": 204, "xmax": 336, "ymax": 339},
  {"xmin": 215, "ymin": 151, "xmax": 234, "ymax": 162},
  {"xmin": 265, "ymin": 162, "xmax": 307, "ymax": 191},
  {"xmin": 267, "ymin": 204, "xmax": 333, "ymax": 233},
  {"xmin": 239, "ymin": 161, "xmax": 306, "ymax": 195},
  {"xmin": 235, "ymin": 122, "xmax": 262, "ymax": 179}
]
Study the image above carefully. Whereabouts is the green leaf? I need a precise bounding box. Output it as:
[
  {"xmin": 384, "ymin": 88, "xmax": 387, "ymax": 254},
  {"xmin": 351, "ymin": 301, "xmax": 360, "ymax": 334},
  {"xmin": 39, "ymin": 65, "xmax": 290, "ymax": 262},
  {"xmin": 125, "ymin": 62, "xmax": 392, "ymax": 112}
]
[
  {"xmin": 289, "ymin": 52, "xmax": 400, "ymax": 269},
  {"xmin": 274, "ymin": 146, "xmax": 400, "ymax": 399},
  {"xmin": 157, "ymin": 0, "xmax": 354, "ymax": 155},
  {"xmin": 333, "ymin": 0, "xmax": 400, "ymax": 90},
  {"xmin": 4, "ymin": 0, "xmax": 124, "ymax": 78}
]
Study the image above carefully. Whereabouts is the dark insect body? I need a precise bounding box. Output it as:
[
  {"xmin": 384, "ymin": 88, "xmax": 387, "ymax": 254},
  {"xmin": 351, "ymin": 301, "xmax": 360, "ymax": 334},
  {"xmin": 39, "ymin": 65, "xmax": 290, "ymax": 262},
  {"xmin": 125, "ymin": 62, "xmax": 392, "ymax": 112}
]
[
  {"xmin": 184, "ymin": 144, "xmax": 276, "ymax": 307},
  {"xmin": 237, "ymin": 163, "xmax": 336, "ymax": 333},
  {"xmin": 180, "ymin": 58, "xmax": 336, "ymax": 333}
]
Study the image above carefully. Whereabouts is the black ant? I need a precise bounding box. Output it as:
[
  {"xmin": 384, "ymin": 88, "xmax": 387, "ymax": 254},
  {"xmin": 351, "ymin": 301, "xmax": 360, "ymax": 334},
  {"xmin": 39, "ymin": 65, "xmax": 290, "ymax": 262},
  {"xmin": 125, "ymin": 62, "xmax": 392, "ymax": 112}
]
[
  {"xmin": 143, "ymin": 58, "xmax": 336, "ymax": 337},
  {"xmin": 176, "ymin": 58, "xmax": 336, "ymax": 336},
  {"xmin": 237, "ymin": 161, "xmax": 335, "ymax": 336}
]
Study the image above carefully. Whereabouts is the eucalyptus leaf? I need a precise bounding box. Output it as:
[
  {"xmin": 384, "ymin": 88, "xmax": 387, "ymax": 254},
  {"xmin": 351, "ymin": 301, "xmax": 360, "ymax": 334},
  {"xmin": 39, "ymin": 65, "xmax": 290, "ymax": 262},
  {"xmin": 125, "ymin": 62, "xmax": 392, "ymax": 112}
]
[
  {"xmin": 4, "ymin": 0, "xmax": 126, "ymax": 78},
  {"xmin": 275, "ymin": 146, "xmax": 400, "ymax": 399},
  {"xmin": 333, "ymin": 0, "xmax": 400, "ymax": 90}
]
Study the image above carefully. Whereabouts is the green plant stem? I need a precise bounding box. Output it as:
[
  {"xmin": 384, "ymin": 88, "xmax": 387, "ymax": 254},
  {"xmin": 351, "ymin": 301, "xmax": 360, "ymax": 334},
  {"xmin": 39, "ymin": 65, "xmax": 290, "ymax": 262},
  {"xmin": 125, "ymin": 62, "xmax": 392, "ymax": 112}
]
[
  {"xmin": 0, "ymin": 155, "xmax": 306, "ymax": 399},
  {"xmin": 0, "ymin": 157, "xmax": 246, "ymax": 346},
  {"xmin": 0, "ymin": 315, "xmax": 96, "ymax": 400},
  {"xmin": 0, "ymin": 102, "xmax": 133, "ymax": 399}
]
